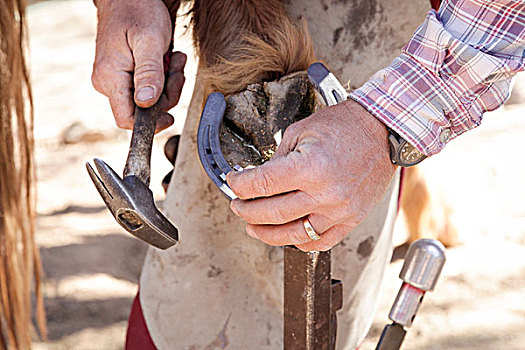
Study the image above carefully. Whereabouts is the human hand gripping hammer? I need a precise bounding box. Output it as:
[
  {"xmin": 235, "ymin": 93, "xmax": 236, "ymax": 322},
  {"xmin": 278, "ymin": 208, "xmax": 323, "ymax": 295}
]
[{"xmin": 86, "ymin": 56, "xmax": 179, "ymax": 250}]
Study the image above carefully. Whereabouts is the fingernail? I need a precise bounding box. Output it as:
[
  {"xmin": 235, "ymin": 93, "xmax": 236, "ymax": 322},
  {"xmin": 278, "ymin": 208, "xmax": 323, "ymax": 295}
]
[{"xmin": 136, "ymin": 86, "xmax": 155, "ymax": 101}]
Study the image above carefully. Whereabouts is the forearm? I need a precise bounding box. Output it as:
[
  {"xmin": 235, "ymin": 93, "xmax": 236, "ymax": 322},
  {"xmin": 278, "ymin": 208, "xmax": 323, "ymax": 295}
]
[{"xmin": 350, "ymin": 0, "xmax": 525, "ymax": 156}]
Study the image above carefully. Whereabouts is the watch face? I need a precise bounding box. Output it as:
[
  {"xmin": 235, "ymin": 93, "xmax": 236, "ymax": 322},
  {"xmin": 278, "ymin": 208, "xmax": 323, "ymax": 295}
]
[{"xmin": 400, "ymin": 143, "xmax": 425, "ymax": 166}]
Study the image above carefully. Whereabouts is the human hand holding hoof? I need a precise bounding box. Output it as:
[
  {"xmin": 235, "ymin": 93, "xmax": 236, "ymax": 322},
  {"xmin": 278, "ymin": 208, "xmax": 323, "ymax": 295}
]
[{"xmin": 227, "ymin": 99, "xmax": 396, "ymax": 252}]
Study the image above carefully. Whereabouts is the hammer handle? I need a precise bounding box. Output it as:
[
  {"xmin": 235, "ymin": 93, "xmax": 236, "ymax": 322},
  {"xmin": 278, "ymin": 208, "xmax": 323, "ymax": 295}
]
[{"xmin": 123, "ymin": 101, "xmax": 162, "ymax": 186}]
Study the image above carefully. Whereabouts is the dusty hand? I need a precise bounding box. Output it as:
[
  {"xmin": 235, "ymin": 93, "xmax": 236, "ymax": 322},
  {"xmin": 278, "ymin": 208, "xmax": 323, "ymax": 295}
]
[
  {"xmin": 92, "ymin": 0, "xmax": 186, "ymax": 132},
  {"xmin": 226, "ymin": 100, "xmax": 396, "ymax": 251}
]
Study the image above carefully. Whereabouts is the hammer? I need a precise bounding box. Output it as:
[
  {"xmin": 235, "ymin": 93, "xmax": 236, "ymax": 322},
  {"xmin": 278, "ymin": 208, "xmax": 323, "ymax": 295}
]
[
  {"xmin": 376, "ymin": 239, "xmax": 446, "ymax": 350},
  {"xmin": 86, "ymin": 100, "xmax": 179, "ymax": 250}
]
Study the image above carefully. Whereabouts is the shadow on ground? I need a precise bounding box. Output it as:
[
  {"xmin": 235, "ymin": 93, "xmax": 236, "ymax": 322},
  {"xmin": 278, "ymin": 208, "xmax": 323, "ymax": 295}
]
[
  {"xmin": 39, "ymin": 234, "xmax": 147, "ymax": 341},
  {"xmin": 43, "ymin": 296, "xmax": 133, "ymax": 340},
  {"xmin": 40, "ymin": 234, "xmax": 148, "ymax": 283}
]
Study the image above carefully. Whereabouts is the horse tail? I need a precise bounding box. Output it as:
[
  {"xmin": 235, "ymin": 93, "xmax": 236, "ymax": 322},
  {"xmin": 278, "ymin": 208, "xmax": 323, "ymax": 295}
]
[{"xmin": 0, "ymin": 0, "xmax": 47, "ymax": 347}]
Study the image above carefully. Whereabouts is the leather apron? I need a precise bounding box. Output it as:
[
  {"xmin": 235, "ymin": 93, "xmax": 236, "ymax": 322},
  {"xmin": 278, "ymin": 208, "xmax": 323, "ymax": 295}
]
[{"xmin": 140, "ymin": 1, "xmax": 429, "ymax": 348}]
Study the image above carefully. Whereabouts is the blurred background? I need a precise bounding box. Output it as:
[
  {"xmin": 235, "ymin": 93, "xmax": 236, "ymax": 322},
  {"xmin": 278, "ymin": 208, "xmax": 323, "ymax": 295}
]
[{"xmin": 28, "ymin": 0, "xmax": 524, "ymax": 349}]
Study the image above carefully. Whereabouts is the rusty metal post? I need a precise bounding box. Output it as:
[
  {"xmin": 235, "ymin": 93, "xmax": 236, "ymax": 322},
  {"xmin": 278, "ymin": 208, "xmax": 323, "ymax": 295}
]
[{"xmin": 284, "ymin": 246, "xmax": 342, "ymax": 350}]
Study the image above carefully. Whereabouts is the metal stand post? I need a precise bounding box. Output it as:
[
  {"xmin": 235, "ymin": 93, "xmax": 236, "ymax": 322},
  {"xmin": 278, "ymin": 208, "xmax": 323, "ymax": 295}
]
[{"xmin": 284, "ymin": 246, "xmax": 342, "ymax": 350}]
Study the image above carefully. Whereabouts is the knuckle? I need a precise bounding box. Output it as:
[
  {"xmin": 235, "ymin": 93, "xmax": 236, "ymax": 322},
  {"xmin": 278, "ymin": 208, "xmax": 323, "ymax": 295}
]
[
  {"xmin": 287, "ymin": 226, "xmax": 305, "ymax": 244},
  {"xmin": 91, "ymin": 64, "xmax": 108, "ymax": 93},
  {"xmin": 270, "ymin": 205, "xmax": 288, "ymax": 224},
  {"xmin": 134, "ymin": 59, "xmax": 163, "ymax": 84},
  {"xmin": 252, "ymin": 170, "xmax": 273, "ymax": 196},
  {"xmin": 284, "ymin": 122, "xmax": 300, "ymax": 138},
  {"xmin": 314, "ymin": 151, "xmax": 332, "ymax": 175},
  {"xmin": 114, "ymin": 115, "xmax": 132, "ymax": 129},
  {"xmin": 93, "ymin": 59, "xmax": 112, "ymax": 78},
  {"xmin": 303, "ymin": 150, "xmax": 330, "ymax": 182},
  {"xmin": 91, "ymin": 73, "xmax": 103, "ymax": 93},
  {"xmin": 92, "ymin": 59, "xmax": 117, "ymax": 94}
]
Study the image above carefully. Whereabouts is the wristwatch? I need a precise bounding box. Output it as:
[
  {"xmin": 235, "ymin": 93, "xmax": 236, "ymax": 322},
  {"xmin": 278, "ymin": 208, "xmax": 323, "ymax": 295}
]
[
  {"xmin": 308, "ymin": 62, "xmax": 427, "ymax": 167},
  {"xmin": 387, "ymin": 129, "xmax": 426, "ymax": 167}
]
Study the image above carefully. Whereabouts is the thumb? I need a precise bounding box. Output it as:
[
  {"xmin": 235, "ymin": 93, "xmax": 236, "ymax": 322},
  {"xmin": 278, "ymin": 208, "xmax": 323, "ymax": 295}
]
[
  {"xmin": 132, "ymin": 38, "xmax": 168, "ymax": 108},
  {"xmin": 274, "ymin": 123, "xmax": 303, "ymax": 158}
]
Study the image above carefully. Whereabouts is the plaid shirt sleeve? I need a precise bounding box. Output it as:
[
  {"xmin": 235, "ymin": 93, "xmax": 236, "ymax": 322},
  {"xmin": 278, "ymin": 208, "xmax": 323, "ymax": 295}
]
[{"xmin": 349, "ymin": 0, "xmax": 525, "ymax": 156}]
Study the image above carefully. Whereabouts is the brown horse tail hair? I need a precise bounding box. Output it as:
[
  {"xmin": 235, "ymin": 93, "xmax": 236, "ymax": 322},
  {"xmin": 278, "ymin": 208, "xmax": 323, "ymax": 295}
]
[
  {"xmin": 190, "ymin": 0, "xmax": 316, "ymax": 96},
  {"xmin": 0, "ymin": 0, "xmax": 47, "ymax": 347}
]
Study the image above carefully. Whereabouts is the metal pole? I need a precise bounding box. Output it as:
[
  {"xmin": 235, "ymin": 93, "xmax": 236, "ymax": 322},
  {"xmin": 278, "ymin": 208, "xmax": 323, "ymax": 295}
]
[{"xmin": 284, "ymin": 246, "xmax": 342, "ymax": 350}]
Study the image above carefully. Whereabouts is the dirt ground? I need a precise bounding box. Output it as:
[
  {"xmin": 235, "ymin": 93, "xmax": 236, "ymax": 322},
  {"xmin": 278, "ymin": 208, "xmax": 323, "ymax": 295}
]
[{"xmin": 28, "ymin": 1, "xmax": 524, "ymax": 349}]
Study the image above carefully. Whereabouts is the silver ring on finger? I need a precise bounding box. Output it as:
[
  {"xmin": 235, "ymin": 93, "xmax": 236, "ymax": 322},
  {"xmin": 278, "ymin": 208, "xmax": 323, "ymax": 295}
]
[{"xmin": 302, "ymin": 216, "xmax": 321, "ymax": 241}]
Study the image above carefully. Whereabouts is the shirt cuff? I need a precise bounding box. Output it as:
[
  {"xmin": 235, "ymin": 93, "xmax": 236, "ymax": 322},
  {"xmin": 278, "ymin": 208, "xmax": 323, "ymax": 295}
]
[
  {"xmin": 349, "ymin": 9, "xmax": 518, "ymax": 156},
  {"xmin": 348, "ymin": 52, "xmax": 466, "ymax": 156}
]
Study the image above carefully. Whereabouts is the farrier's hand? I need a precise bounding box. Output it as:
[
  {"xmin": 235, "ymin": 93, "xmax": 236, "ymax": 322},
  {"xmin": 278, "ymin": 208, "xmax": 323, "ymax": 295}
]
[
  {"xmin": 226, "ymin": 100, "xmax": 396, "ymax": 251},
  {"xmin": 92, "ymin": 0, "xmax": 186, "ymax": 132}
]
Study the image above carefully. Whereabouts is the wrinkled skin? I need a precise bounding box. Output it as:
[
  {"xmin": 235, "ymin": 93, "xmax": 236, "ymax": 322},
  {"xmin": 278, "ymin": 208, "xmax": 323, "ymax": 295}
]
[
  {"xmin": 227, "ymin": 99, "xmax": 397, "ymax": 251},
  {"xmin": 93, "ymin": 0, "xmax": 397, "ymax": 252},
  {"xmin": 92, "ymin": 0, "xmax": 186, "ymax": 132}
]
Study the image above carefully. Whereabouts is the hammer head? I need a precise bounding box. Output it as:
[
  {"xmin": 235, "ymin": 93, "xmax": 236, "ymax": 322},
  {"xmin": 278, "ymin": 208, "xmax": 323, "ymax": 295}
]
[{"xmin": 86, "ymin": 158, "xmax": 178, "ymax": 249}]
